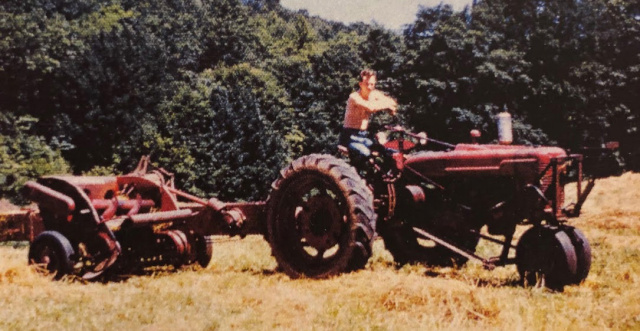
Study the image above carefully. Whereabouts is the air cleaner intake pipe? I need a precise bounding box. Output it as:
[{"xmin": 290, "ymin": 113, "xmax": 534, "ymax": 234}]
[{"xmin": 496, "ymin": 112, "xmax": 513, "ymax": 145}]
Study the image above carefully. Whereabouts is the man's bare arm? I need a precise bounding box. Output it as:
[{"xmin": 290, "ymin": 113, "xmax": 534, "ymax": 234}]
[
  {"xmin": 371, "ymin": 90, "xmax": 397, "ymax": 115},
  {"xmin": 350, "ymin": 91, "xmax": 397, "ymax": 113}
]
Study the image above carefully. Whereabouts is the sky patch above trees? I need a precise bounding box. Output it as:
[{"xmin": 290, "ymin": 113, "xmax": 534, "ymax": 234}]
[{"xmin": 280, "ymin": 0, "xmax": 473, "ymax": 30}]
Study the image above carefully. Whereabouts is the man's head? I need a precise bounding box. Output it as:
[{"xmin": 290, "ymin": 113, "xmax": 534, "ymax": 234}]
[{"xmin": 358, "ymin": 69, "xmax": 377, "ymax": 97}]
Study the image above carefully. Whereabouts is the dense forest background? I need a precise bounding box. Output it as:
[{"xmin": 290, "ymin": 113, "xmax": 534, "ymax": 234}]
[{"xmin": 1, "ymin": 0, "xmax": 638, "ymax": 202}]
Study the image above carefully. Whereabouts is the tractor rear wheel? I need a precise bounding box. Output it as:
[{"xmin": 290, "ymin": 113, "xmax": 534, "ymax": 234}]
[
  {"xmin": 266, "ymin": 154, "xmax": 376, "ymax": 278},
  {"xmin": 28, "ymin": 231, "xmax": 75, "ymax": 280},
  {"xmin": 516, "ymin": 225, "xmax": 578, "ymax": 290}
]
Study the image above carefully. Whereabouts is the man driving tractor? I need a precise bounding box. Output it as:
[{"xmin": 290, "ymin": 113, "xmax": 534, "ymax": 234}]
[{"xmin": 339, "ymin": 69, "xmax": 398, "ymax": 161}]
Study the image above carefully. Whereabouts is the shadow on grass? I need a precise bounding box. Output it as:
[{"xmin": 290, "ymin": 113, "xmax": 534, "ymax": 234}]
[
  {"xmin": 420, "ymin": 267, "xmax": 571, "ymax": 292},
  {"xmin": 38, "ymin": 256, "xmax": 530, "ymax": 289},
  {"xmin": 397, "ymin": 264, "xmax": 525, "ymax": 289},
  {"xmin": 98, "ymin": 264, "xmax": 281, "ymax": 283},
  {"xmin": 97, "ymin": 264, "xmax": 203, "ymax": 282},
  {"xmin": 50, "ymin": 264, "xmax": 562, "ymax": 292}
]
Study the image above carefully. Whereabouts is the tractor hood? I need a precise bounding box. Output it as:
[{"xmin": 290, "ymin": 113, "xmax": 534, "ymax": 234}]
[{"xmin": 405, "ymin": 144, "xmax": 567, "ymax": 179}]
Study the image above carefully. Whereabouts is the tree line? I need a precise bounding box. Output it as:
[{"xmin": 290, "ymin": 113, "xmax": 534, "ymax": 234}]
[{"xmin": 1, "ymin": 0, "xmax": 638, "ymax": 203}]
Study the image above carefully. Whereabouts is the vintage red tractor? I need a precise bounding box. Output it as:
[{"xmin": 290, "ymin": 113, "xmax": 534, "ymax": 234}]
[
  {"xmin": 265, "ymin": 118, "xmax": 594, "ymax": 290},
  {"xmin": 6, "ymin": 115, "xmax": 596, "ymax": 290}
]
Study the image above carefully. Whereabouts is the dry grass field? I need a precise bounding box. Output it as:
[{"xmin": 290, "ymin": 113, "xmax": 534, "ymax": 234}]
[{"xmin": 1, "ymin": 173, "xmax": 639, "ymax": 330}]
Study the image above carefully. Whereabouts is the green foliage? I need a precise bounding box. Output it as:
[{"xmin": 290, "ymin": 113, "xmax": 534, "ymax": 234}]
[
  {"xmin": 146, "ymin": 65, "xmax": 296, "ymax": 200},
  {"xmin": 0, "ymin": 0, "xmax": 637, "ymax": 203},
  {"xmin": 399, "ymin": 0, "xmax": 638, "ymax": 158},
  {"xmin": 0, "ymin": 113, "xmax": 70, "ymax": 204}
]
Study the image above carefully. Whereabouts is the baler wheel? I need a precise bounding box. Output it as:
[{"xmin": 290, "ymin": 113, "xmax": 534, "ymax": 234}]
[
  {"xmin": 266, "ymin": 154, "xmax": 376, "ymax": 278},
  {"xmin": 563, "ymin": 226, "xmax": 591, "ymax": 284},
  {"xmin": 163, "ymin": 229, "xmax": 191, "ymax": 269},
  {"xmin": 195, "ymin": 234, "xmax": 214, "ymax": 268},
  {"xmin": 28, "ymin": 231, "xmax": 75, "ymax": 280},
  {"xmin": 516, "ymin": 226, "xmax": 578, "ymax": 290}
]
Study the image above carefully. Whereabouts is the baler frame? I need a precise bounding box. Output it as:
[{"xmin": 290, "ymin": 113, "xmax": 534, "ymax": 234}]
[{"xmin": 10, "ymin": 156, "xmax": 265, "ymax": 279}]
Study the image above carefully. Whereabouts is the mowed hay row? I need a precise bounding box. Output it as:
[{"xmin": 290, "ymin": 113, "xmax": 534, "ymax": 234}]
[{"xmin": 1, "ymin": 173, "xmax": 640, "ymax": 330}]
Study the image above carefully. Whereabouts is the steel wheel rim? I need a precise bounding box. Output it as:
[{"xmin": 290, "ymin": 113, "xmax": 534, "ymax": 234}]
[{"xmin": 273, "ymin": 172, "xmax": 351, "ymax": 274}]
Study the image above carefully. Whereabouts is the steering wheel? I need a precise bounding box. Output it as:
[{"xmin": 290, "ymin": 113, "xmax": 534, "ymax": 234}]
[{"xmin": 380, "ymin": 126, "xmax": 423, "ymax": 152}]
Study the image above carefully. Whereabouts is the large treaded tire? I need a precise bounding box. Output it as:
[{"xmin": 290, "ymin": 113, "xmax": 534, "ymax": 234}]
[{"xmin": 266, "ymin": 154, "xmax": 376, "ymax": 278}]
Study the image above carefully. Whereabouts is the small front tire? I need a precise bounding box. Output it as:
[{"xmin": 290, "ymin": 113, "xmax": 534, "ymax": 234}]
[
  {"xmin": 516, "ymin": 226, "xmax": 578, "ymax": 290},
  {"xmin": 28, "ymin": 231, "xmax": 75, "ymax": 280},
  {"xmin": 563, "ymin": 226, "xmax": 591, "ymax": 284}
]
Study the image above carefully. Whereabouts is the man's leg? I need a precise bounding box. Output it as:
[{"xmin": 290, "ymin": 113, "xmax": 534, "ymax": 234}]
[{"xmin": 347, "ymin": 134, "xmax": 373, "ymax": 167}]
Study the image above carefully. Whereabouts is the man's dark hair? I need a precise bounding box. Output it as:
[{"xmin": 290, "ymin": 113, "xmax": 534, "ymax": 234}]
[{"xmin": 359, "ymin": 69, "xmax": 376, "ymax": 82}]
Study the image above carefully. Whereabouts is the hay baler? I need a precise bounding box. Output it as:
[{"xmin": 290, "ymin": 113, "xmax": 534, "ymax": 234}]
[{"xmin": 20, "ymin": 156, "xmax": 264, "ymax": 279}]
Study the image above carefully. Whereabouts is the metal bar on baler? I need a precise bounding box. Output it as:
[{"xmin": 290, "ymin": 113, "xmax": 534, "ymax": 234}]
[
  {"xmin": 24, "ymin": 181, "xmax": 76, "ymax": 217},
  {"xmin": 126, "ymin": 209, "xmax": 194, "ymax": 227},
  {"xmin": 165, "ymin": 186, "xmax": 226, "ymax": 211},
  {"xmin": 91, "ymin": 199, "xmax": 155, "ymax": 210},
  {"xmin": 164, "ymin": 186, "xmax": 209, "ymax": 206}
]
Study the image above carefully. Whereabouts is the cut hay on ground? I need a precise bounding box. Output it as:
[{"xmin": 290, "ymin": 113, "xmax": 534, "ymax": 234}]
[{"xmin": 1, "ymin": 173, "xmax": 639, "ymax": 330}]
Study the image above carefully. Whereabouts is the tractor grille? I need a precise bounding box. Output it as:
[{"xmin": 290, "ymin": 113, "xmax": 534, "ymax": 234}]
[{"xmin": 539, "ymin": 159, "xmax": 565, "ymax": 217}]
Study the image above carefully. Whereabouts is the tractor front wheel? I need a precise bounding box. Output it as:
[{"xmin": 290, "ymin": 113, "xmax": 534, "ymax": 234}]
[
  {"xmin": 516, "ymin": 225, "xmax": 578, "ymax": 290},
  {"xmin": 563, "ymin": 226, "xmax": 591, "ymax": 284}
]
